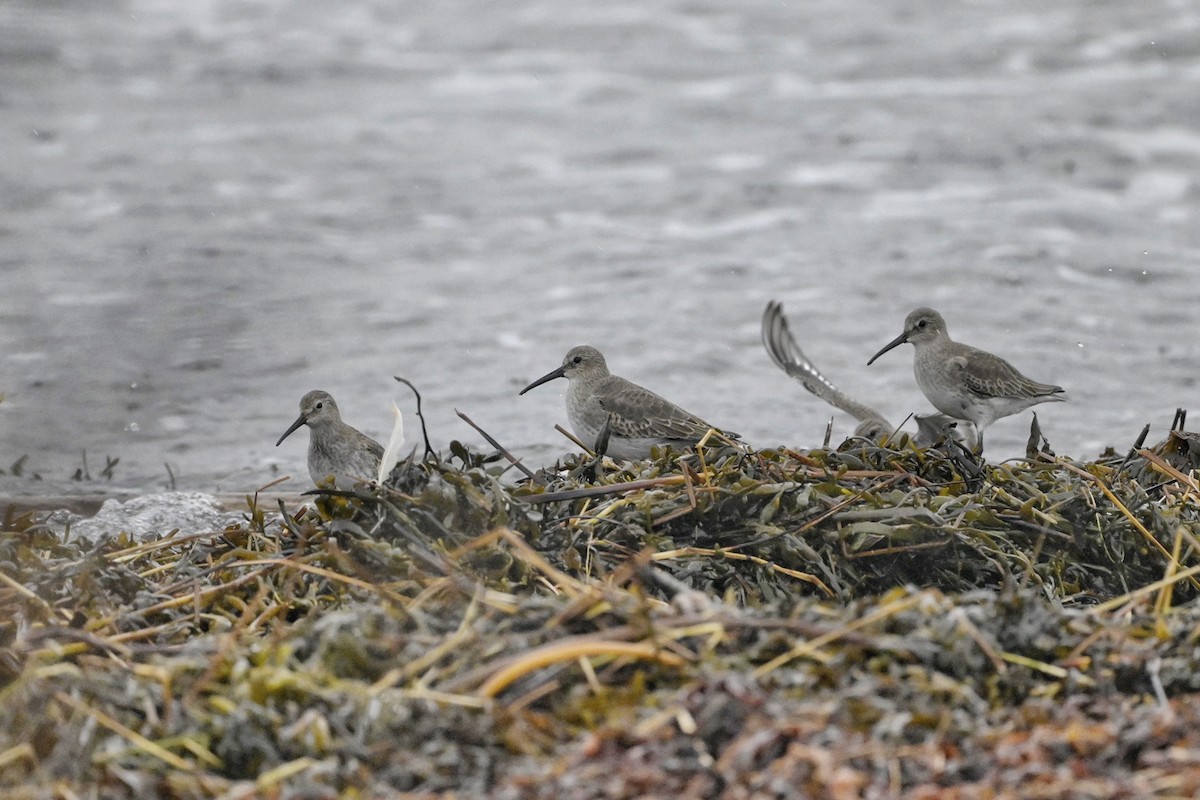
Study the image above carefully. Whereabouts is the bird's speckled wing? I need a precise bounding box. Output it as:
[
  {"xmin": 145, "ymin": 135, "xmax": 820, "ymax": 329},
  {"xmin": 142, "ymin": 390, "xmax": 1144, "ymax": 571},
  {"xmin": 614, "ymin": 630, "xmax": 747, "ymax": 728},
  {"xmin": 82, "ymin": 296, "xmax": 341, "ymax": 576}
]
[
  {"xmin": 761, "ymin": 301, "xmax": 890, "ymax": 428},
  {"xmin": 356, "ymin": 430, "xmax": 386, "ymax": 460},
  {"xmin": 595, "ymin": 377, "xmax": 722, "ymax": 441},
  {"xmin": 953, "ymin": 348, "xmax": 1064, "ymax": 401}
]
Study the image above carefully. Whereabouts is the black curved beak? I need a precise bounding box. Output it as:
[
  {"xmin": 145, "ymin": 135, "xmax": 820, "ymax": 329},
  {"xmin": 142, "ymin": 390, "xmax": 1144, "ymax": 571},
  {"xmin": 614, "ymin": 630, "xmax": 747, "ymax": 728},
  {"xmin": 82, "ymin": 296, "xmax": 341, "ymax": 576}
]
[
  {"xmin": 275, "ymin": 414, "xmax": 307, "ymax": 446},
  {"xmin": 867, "ymin": 331, "xmax": 909, "ymax": 366},
  {"xmin": 519, "ymin": 365, "xmax": 566, "ymax": 395}
]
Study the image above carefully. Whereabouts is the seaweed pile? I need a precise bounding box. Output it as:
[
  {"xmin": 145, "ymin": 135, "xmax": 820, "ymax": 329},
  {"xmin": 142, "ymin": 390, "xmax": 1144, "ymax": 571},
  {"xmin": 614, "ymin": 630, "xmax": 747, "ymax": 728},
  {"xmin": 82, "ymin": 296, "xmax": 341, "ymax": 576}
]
[{"xmin": 2, "ymin": 422, "xmax": 1199, "ymax": 798}]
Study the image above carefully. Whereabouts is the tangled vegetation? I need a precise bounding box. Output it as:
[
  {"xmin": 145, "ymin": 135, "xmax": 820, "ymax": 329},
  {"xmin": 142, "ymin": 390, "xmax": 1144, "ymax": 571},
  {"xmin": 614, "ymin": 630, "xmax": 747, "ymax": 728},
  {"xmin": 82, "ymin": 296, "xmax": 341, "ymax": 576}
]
[{"xmin": 1, "ymin": 414, "xmax": 1198, "ymax": 799}]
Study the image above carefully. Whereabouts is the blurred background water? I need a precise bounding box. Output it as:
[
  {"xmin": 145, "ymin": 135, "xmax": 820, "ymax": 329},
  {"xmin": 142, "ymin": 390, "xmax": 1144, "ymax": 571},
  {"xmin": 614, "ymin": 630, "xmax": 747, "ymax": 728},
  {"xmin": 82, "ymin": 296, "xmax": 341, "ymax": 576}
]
[{"xmin": 1, "ymin": 0, "xmax": 1197, "ymax": 496}]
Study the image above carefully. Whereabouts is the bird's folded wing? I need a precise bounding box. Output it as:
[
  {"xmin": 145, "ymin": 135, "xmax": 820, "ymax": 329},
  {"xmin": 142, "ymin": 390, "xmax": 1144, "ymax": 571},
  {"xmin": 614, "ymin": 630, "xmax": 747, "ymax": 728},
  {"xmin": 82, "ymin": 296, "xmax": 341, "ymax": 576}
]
[
  {"xmin": 597, "ymin": 382, "xmax": 717, "ymax": 440},
  {"xmin": 359, "ymin": 431, "xmax": 386, "ymax": 459},
  {"xmin": 955, "ymin": 352, "xmax": 1061, "ymax": 400}
]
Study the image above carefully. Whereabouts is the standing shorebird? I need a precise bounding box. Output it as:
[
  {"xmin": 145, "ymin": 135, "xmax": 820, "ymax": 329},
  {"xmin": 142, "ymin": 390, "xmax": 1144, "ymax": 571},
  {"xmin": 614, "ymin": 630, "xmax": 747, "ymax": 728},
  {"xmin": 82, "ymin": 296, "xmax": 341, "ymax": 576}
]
[
  {"xmin": 762, "ymin": 301, "xmax": 969, "ymax": 447},
  {"xmin": 519, "ymin": 345, "xmax": 737, "ymax": 460},
  {"xmin": 867, "ymin": 307, "xmax": 1066, "ymax": 450},
  {"xmin": 276, "ymin": 390, "xmax": 383, "ymax": 488}
]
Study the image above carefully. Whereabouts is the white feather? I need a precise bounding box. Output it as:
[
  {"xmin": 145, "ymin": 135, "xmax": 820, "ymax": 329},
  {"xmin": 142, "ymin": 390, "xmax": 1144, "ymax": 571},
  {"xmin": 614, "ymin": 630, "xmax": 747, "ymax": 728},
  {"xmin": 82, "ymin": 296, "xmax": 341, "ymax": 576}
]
[{"xmin": 377, "ymin": 401, "xmax": 405, "ymax": 484}]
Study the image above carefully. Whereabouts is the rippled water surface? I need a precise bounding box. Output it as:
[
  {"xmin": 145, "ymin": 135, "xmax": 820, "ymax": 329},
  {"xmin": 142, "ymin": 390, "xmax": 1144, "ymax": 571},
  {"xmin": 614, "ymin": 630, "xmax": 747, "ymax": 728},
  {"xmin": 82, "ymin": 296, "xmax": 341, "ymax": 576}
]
[{"xmin": 2, "ymin": 0, "xmax": 1198, "ymax": 495}]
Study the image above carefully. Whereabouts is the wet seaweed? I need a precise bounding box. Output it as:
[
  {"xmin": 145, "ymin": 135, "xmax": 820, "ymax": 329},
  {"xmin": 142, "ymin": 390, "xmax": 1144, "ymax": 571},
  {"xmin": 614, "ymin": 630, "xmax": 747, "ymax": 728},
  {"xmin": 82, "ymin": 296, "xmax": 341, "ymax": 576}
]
[{"xmin": 2, "ymin": 417, "xmax": 1199, "ymax": 798}]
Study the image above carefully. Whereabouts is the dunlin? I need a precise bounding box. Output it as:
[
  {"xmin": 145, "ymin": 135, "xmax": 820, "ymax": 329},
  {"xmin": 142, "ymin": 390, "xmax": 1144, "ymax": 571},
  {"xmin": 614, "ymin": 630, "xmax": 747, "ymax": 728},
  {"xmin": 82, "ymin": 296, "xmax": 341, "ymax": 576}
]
[
  {"xmin": 519, "ymin": 345, "xmax": 736, "ymax": 460},
  {"xmin": 276, "ymin": 390, "xmax": 383, "ymax": 488},
  {"xmin": 763, "ymin": 302, "xmax": 971, "ymax": 448},
  {"xmin": 867, "ymin": 307, "xmax": 1066, "ymax": 450}
]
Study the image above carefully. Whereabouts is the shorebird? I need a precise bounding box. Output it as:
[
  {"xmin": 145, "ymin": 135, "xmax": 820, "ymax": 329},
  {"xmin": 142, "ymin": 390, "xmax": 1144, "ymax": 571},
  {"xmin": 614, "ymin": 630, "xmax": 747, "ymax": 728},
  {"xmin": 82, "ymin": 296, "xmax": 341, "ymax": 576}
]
[
  {"xmin": 867, "ymin": 307, "xmax": 1066, "ymax": 450},
  {"xmin": 519, "ymin": 345, "xmax": 737, "ymax": 460},
  {"xmin": 763, "ymin": 301, "xmax": 970, "ymax": 448},
  {"xmin": 276, "ymin": 390, "xmax": 383, "ymax": 488}
]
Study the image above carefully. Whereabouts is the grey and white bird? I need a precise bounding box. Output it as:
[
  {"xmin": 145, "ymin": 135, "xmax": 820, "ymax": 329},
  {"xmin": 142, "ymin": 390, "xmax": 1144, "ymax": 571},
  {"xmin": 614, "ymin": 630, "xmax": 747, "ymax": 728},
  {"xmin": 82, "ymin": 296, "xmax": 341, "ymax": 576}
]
[
  {"xmin": 519, "ymin": 345, "xmax": 737, "ymax": 460},
  {"xmin": 276, "ymin": 390, "xmax": 383, "ymax": 488},
  {"xmin": 867, "ymin": 307, "xmax": 1066, "ymax": 451},
  {"xmin": 762, "ymin": 301, "xmax": 968, "ymax": 447}
]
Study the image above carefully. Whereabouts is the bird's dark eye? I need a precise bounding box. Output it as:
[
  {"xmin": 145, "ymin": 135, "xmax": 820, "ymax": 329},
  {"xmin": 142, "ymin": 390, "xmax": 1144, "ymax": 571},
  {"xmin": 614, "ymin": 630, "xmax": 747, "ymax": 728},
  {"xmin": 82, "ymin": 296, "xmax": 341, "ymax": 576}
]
[
  {"xmin": 315, "ymin": 402, "xmax": 324, "ymax": 409},
  {"xmin": 917, "ymin": 320, "xmax": 927, "ymax": 329},
  {"xmin": 572, "ymin": 356, "xmax": 582, "ymax": 364}
]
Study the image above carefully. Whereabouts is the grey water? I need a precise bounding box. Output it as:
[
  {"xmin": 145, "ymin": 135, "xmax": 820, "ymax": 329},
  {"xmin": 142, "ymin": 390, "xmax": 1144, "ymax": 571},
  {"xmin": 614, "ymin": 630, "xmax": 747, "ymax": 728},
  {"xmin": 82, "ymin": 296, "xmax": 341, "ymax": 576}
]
[{"xmin": 2, "ymin": 0, "xmax": 1198, "ymax": 497}]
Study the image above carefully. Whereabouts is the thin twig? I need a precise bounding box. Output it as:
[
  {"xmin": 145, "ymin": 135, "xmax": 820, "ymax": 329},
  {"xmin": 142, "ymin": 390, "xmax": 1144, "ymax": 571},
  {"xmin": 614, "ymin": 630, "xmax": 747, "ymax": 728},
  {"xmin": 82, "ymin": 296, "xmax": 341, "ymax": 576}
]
[
  {"xmin": 519, "ymin": 475, "xmax": 689, "ymax": 505},
  {"xmin": 554, "ymin": 424, "xmax": 595, "ymax": 455},
  {"xmin": 455, "ymin": 409, "xmax": 536, "ymax": 480},
  {"xmin": 476, "ymin": 639, "xmax": 688, "ymax": 699},
  {"xmin": 394, "ymin": 375, "xmax": 435, "ymax": 458}
]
